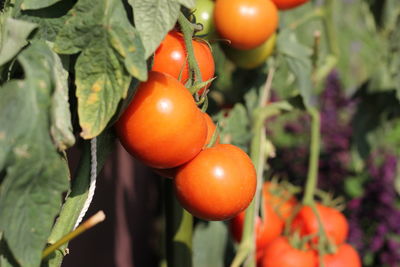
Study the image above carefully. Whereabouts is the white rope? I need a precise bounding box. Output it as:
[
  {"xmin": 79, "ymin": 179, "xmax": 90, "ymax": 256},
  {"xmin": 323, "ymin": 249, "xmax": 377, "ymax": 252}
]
[{"xmin": 74, "ymin": 137, "xmax": 98, "ymax": 229}]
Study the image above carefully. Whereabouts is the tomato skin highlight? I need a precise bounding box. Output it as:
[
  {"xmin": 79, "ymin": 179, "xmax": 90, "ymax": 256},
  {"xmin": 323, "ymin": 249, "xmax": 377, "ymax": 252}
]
[
  {"xmin": 321, "ymin": 243, "xmax": 362, "ymax": 267},
  {"xmin": 261, "ymin": 237, "xmax": 317, "ymax": 267},
  {"xmin": 271, "ymin": 0, "xmax": 309, "ymax": 10},
  {"xmin": 115, "ymin": 71, "xmax": 207, "ymax": 169},
  {"xmin": 214, "ymin": 0, "xmax": 278, "ymax": 50},
  {"xmin": 174, "ymin": 144, "xmax": 256, "ymax": 221},
  {"xmin": 223, "ymin": 34, "xmax": 276, "ymax": 69},
  {"xmin": 292, "ymin": 204, "xmax": 349, "ymax": 245},
  {"xmin": 151, "ymin": 31, "xmax": 215, "ymax": 92}
]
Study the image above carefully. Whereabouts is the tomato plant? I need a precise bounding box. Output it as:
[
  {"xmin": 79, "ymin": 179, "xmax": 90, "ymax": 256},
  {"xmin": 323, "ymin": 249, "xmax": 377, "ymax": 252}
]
[
  {"xmin": 292, "ymin": 204, "xmax": 349, "ymax": 245},
  {"xmin": 223, "ymin": 34, "xmax": 276, "ymax": 69},
  {"xmin": 320, "ymin": 243, "xmax": 362, "ymax": 267},
  {"xmin": 261, "ymin": 237, "xmax": 317, "ymax": 267},
  {"xmin": 0, "ymin": 0, "xmax": 397, "ymax": 266},
  {"xmin": 115, "ymin": 71, "xmax": 207, "ymax": 169},
  {"xmin": 271, "ymin": 0, "xmax": 309, "ymax": 10},
  {"xmin": 152, "ymin": 31, "xmax": 215, "ymax": 93},
  {"xmin": 213, "ymin": 0, "xmax": 278, "ymax": 50},
  {"xmin": 174, "ymin": 144, "xmax": 256, "ymax": 220}
]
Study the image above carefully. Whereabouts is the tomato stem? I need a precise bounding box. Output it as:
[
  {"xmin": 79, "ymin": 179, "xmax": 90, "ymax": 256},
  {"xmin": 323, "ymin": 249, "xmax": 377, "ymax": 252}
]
[
  {"xmin": 177, "ymin": 12, "xmax": 203, "ymax": 92},
  {"xmin": 302, "ymin": 106, "xmax": 320, "ymax": 205},
  {"xmin": 231, "ymin": 67, "xmax": 295, "ymax": 267}
]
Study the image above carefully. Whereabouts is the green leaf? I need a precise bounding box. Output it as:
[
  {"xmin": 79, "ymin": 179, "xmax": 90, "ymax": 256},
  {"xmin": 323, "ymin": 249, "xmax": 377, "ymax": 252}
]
[
  {"xmin": 344, "ymin": 176, "xmax": 365, "ymax": 198},
  {"xmin": 20, "ymin": 0, "xmax": 61, "ymax": 10},
  {"xmin": 0, "ymin": 41, "xmax": 70, "ymax": 267},
  {"xmin": 0, "ymin": 238, "xmax": 19, "ymax": 267},
  {"xmin": 352, "ymin": 90, "xmax": 400, "ymax": 158},
  {"xmin": 128, "ymin": 0, "xmax": 181, "ymax": 58},
  {"xmin": 380, "ymin": 0, "xmax": 400, "ymax": 32},
  {"xmin": 244, "ymin": 88, "xmax": 259, "ymax": 113},
  {"xmin": 193, "ymin": 221, "xmax": 228, "ymax": 267},
  {"xmin": 54, "ymin": 0, "xmax": 147, "ymax": 138},
  {"xmin": 175, "ymin": 0, "xmax": 195, "ymax": 8},
  {"xmin": 74, "ymin": 37, "xmax": 133, "ymax": 139},
  {"xmin": 17, "ymin": 0, "xmax": 75, "ymax": 42},
  {"xmin": 49, "ymin": 48, "xmax": 75, "ymax": 151},
  {"xmin": 277, "ymin": 29, "xmax": 314, "ymax": 108},
  {"xmin": 335, "ymin": 1, "xmax": 385, "ymax": 94},
  {"xmin": 0, "ymin": 17, "xmax": 37, "ymax": 66},
  {"xmin": 214, "ymin": 103, "xmax": 251, "ymax": 152}
]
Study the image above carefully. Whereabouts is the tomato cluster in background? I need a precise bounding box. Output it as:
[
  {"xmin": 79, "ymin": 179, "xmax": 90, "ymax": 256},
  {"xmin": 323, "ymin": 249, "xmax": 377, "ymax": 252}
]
[{"xmin": 229, "ymin": 180, "xmax": 361, "ymax": 267}]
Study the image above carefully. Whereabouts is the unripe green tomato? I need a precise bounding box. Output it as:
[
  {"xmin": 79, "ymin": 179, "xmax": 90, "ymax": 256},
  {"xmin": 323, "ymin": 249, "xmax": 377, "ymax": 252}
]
[
  {"xmin": 223, "ymin": 33, "xmax": 276, "ymax": 69},
  {"xmin": 193, "ymin": 0, "xmax": 215, "ymax": 38}
]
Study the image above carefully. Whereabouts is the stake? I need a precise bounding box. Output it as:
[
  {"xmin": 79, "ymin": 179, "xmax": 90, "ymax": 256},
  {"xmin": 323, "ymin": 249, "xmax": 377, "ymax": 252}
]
[{"xmin": 42, "ymin": 211, "xmax": 105, "ymax": 259}]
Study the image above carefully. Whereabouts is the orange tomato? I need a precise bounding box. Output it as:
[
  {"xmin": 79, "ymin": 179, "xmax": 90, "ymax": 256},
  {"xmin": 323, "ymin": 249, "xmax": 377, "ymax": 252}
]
[
  {"xmin": 292, "ymin": 204, "xmax": 349, "ymax": 245},
  {"xmin": 115, "ymin": 71, "xmax": 207, "ymax": 169},
  {"xmin": 174, "ymin": 144, "xmax": 256, "ymax": 220},
  {"xmin": 321, "ymin": 243, "xmax": 362, "ymax": 267},
  {"xmin": 152, "ymin": 31, "xmax": 215, "ymax": 93},
  {"xmin": 153, "ymin": 112, "xmax": 218, "ymax": 178},
  {"xmin": 271, "ymin": 0, "xmax": 309, "ymax": 10},
  {"xmin": 261, "ymin": 236, "xmax": 317, "ymax": 267},
  {"xmin": 214, "ymin": 0, "xmax": 278, "ymax": 50}
]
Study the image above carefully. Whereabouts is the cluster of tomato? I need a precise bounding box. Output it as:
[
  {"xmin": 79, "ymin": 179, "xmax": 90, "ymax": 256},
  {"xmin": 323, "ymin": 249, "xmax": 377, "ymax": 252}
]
[
  {"xmin": 193, "ymin": 0, "xmax": 309, "ymax": 69},
  {"xmin": 230, "ymin": 181, "xmax": 361, "ymax": 267},
  {"xmin": 115, "ymin": 29, "xmax": 257, "ymax": 221}
]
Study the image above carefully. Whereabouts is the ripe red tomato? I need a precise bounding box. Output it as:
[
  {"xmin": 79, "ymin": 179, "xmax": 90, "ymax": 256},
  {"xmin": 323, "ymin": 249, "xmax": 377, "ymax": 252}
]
[
  {"xmin": 321, "ymin": 243, "xmax": 361, "ymax": 267},
  {"xmin": 174, "ymin": 144, "xmax": 256, "ymax": 220},
  {"xmin": 203, "ymin": 112, "xmax": 220, "ymax": 147},
  {"xmin": 152, "ymin": 31, "xmax": 215, "ymax": 92},
  {"xmin": 193, "ymin": 0, "xmax": 215, "ymax": 38},
  {"xmin": 261, "ymin": 236, "xmax": 317, "ymax": 267},
  {"xmin": 115, "ymin": 71, "xmax": 207, "ymax": 169},
  {"xmin": 223, "ymin": 34, "xmax": 276, "ymax": 69},
  {"xmin": 292, "ymin": 204, "xmax": 349, "ymax": 245},
  {"xmin": 214, "ymin": 0, "xmax": 278, "ymax": 50},
  {"xmin": 153, "ymin": 112, "xmax": 218, "ymax": 178},
  {"xmin": 271, "ymin": 0, "xmax": 309, "ymax": 10}
]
